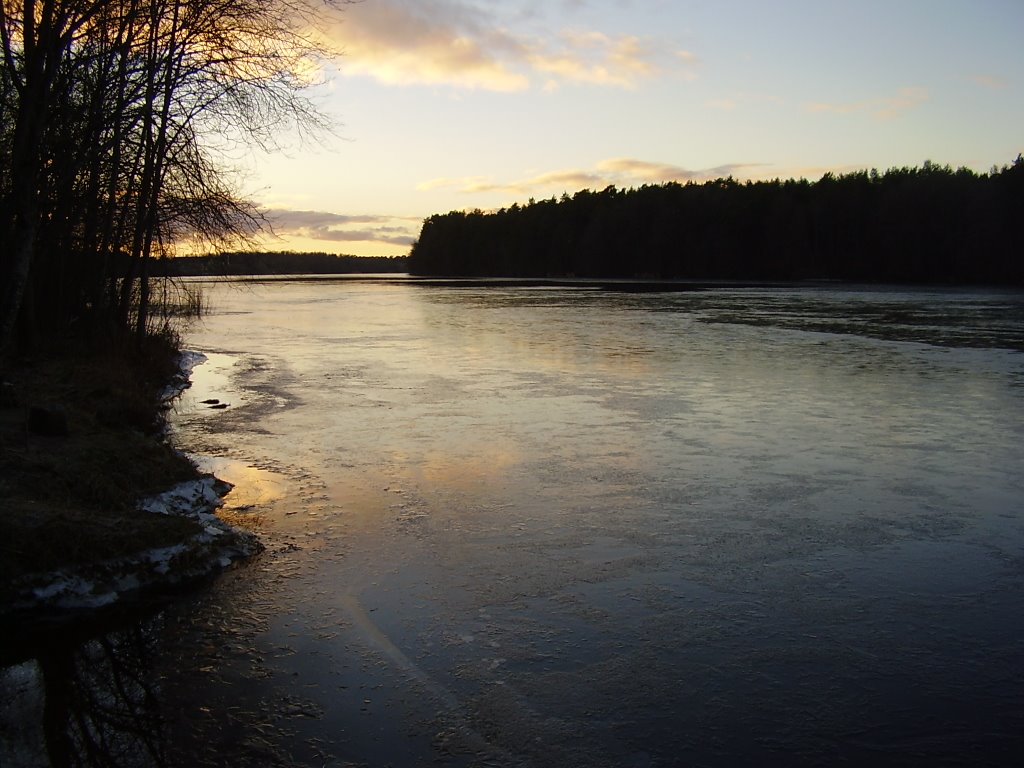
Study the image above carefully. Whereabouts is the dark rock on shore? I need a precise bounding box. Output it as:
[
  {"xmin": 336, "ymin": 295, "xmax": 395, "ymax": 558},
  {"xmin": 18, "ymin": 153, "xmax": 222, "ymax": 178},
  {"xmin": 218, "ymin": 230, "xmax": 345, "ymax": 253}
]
[{"xmin": 27, "ymin": 405, "xmax": 69, "ymax": 436}]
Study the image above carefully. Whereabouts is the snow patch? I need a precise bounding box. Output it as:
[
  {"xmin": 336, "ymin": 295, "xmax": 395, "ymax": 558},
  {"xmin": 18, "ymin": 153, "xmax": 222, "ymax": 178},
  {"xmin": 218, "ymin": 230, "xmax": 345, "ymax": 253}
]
[
  {"xmin": 31, "ymin": 576, "xmax": 118, "ymax": 610},
  {"xmin": 161, "ymin": 350, "xmax": 208, "ymax": 401},
  {"xmin": 8, "ymin": 471, "xmax": 261, "ymax": 617},
  {"xmin": 139, "ymin": 475, "xmax": 233, "ymax": 517}
]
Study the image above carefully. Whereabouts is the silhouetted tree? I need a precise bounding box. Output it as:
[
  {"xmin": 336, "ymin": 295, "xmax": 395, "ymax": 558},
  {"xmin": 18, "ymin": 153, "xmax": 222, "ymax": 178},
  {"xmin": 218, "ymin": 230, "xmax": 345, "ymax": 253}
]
[{"xmin": 0, "ymin": 0, "xmax": 348, "ymax": 353}]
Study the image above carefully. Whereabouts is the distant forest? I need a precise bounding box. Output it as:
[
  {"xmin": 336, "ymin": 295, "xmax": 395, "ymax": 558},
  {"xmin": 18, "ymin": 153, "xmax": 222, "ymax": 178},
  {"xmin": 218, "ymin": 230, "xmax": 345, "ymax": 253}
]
[
  {"xmin": 408, "ymin": 159, "xmax": 1024, "ymax": 285},
  {"xmin": 160, "ymin": 252, "xmax": 407, "ymax": 276}
]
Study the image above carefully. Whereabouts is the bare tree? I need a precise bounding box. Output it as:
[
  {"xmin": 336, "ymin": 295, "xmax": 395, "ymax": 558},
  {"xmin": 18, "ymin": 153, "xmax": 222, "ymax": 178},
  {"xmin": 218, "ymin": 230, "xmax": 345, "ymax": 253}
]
[
  {"xmin": 0, "ymin": 0, "xmax": 347, "ymax": 351},
  {"xmin": 0, "ymin": 0, "xmax": 106, "ymax": 349}
]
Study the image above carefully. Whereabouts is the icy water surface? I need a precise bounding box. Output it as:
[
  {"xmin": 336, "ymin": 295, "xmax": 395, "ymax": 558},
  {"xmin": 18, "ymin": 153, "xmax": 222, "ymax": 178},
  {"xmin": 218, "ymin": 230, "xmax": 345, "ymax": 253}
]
[{"xmin": 5, "ymin": 281, "xmax": 1024, "ymax": 766}]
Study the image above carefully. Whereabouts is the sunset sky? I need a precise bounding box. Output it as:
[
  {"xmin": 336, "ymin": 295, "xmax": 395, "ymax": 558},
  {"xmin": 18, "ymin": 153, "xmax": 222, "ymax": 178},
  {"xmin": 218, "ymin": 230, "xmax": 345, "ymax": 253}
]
[{"xmin": 243, "ymin": 0, "xmax": 1024, "ymax": 256}]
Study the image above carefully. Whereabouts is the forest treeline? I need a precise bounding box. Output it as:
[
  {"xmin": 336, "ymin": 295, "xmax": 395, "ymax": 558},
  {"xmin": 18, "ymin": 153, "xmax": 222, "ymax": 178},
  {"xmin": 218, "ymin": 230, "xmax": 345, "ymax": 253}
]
[
  {"xmin": 408, "ymin": 159, "xmax": 1024, "ymax": 285},
  {"xmin": 159, "ymin": 252, "xmax": 407, "ymax": 276},
  {"xmin": 0, "ymin": 0, "xmax": 344, "ymax": 355}
]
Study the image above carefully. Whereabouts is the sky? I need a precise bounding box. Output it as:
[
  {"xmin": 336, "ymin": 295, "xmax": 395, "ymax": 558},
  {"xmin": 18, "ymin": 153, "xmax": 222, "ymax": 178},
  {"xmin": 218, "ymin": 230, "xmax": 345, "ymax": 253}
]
[{"xmin": 239, "ymin": 0, "xmax": 1024, "ymax": 256}]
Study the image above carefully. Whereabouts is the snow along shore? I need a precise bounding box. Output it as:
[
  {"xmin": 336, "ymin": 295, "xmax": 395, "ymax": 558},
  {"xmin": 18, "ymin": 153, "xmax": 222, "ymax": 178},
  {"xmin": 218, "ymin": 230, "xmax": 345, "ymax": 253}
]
[
  {"xmin": 4, "ymin": 350, "xmax": 263, "ymax": 617},
  {"xmin": 9, "ymin": 475, "xmax": 262, "ymax": 616}
]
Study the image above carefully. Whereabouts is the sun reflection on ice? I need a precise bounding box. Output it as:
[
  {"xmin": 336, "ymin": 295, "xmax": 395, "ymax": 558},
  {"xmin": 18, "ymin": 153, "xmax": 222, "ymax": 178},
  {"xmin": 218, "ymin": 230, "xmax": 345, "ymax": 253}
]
[{"xmin": 192, "ymin": 455, "xmax": 287, "ymax": 512}]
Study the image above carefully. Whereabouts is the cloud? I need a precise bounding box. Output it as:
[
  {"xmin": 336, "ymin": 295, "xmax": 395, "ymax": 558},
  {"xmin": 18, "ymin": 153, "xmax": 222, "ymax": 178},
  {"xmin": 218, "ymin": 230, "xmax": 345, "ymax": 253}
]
[
  {"xmin": 706, "ymin": 92, "xmax": 784, "ymax": 111},
  {"xmin": 263, "ymin": 209, "xmax": 419, "ymax": 246},
  {"xmin": 596, "ymin": 158, "xmax": 764, "ymax": 184},
  {"xmin": 707, "ymin": 97, "xmax": 738, "ymax": 111},
  {"xmin": 596, "ymin": 158, "xmax": 694, "ymax": 183},
  {"xmin": 465, "ymin": 169, "xmax": 606, "ymax": 194},
  {"xmin": 328, "ymin": 0, "xmax": 696, "ymax": 91},
  {"xmin": 805, "ymin": 86, "xmax": 928, "ymax": 120},
  {"xmin": 527, "ymin": 31, "xmax": 666, "ymax": 89},
  {"xmin": 968, "ymin": 74, "xmax": 1009, "ymax": 90},
  {"xmin": 416, "ymin": 175, "xmax": 491, "ymax": 192},
  {"xmin": 420, "ymin": 158, "xmax": 767, "ymax": 197},
  {"xmin": 327, "ymin": 1, "xmax": 530, "ymax": 91}
]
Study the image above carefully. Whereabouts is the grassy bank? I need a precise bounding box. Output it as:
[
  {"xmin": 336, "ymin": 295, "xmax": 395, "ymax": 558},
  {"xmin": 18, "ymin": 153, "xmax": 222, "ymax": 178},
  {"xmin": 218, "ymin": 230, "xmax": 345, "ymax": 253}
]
[{"xmin": 0, "ymin": 335, "xmax": 211, "ymax": 610}]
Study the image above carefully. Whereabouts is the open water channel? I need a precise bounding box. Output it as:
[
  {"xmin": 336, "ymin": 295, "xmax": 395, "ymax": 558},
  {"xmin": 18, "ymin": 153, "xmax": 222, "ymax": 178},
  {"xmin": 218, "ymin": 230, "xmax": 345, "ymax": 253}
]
[{"xmin": 3, "ymin": 279, "xmax": 1024, "ymax": 766}]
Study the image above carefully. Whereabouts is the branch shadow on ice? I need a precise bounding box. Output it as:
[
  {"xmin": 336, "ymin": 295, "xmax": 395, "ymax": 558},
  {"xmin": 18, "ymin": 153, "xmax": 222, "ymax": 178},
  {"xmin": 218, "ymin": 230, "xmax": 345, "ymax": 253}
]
[
  {"xmin": 0, "ymin": 477, "xmax": 265, "ymax": 766},
  {"xmin": 1, "ymin": 617, "xmax": 170, "ymax": 767},
  {"xmin": 0, "ymin": 351, "xmax": 268, "ymax": 766}
]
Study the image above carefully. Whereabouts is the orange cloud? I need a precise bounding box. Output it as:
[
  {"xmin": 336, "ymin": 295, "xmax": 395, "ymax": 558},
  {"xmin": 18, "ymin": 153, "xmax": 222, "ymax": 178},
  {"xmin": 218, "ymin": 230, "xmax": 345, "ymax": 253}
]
[
  {"xmin": 263, "ymin": 209, "xmax": 419, "ymax": 246},
  {"xmin": 528, "ymin": 31, "xmax": 667, "ymax": 89},
  {"xmin": 968, "ymin": 74, "xmax": 1009, "ymax": 90},
  {"xmin": 327, "ymin": 0, "xmax": 695, "ymax": 91},
  {"xmin": 466, "ymin": 169, "xmax": 607, "ymax": 194},
  {"xmin": 326, "ymin": 1, "xmax": 529, "ymax": 91},
  {"xmin": 706, "ymin": 92, "xmax": 784, "ymax": 111},
  {"xmin": 418, "ymin": 159, "xmax": 768, "ymax": 198},
  {"xmin": 805, "ymin": 86, "xmax": 928, "ymax": 120}
]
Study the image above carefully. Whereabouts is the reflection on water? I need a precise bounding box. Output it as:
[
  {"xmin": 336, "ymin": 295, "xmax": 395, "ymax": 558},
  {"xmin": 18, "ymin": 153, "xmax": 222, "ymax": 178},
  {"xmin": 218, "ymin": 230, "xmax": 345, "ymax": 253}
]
[
  {"xmin": 192, "ymin": 457, "xmax": 287, "ymax": 512},
  {"xmin": 1, "ymin": 615, "xmax": 167, "ymax": 767},
  {"xmin": 3, "ymin": 281, "xmax": 1023, "ymax": 766}
]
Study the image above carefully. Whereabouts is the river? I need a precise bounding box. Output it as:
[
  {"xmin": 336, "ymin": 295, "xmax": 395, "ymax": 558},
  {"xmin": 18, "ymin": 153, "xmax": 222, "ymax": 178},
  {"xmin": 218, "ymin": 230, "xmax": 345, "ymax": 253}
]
[{"xmin": 3, "ymin": 279, "xmax": 1024, "ymax": 766}]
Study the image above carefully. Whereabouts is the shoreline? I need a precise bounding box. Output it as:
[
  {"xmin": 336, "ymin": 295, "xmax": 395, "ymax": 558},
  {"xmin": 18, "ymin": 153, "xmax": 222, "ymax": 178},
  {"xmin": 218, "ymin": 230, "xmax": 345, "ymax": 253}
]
[
  {"xmin": 0, "ymin": 476, "xmax": 262, "ymax": 634},
  {"xmin": 0, "ymin": 348, "xmax": 263, "ymax": 640}
]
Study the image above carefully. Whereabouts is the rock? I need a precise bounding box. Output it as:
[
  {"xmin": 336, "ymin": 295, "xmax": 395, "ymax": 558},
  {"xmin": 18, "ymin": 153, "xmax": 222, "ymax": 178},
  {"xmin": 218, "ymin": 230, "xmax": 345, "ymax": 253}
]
[
  {"xmin": 27, "ymin": 405, "xmax": 69, "ymax": 436},
  {"xmin": 96, "ymin": 401, "xmax": 160, "ymax": 433},
  {"xmin": 0, "ymin": 382, "xmax": 17, "ymax": 408}
]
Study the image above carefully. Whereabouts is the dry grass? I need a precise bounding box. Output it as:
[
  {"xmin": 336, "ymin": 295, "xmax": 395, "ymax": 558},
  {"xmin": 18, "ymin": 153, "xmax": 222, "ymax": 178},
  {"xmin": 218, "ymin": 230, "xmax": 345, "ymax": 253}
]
[{"xmin": 0, "ymin": 338, "xmax": 204, "ymax": 599}]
